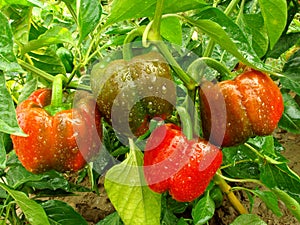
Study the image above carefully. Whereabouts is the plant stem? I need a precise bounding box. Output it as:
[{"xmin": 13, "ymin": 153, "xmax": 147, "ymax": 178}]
[
  {"xmin": 123, "ymin": 26, "xmax": 146, "ymax": 60},
  {"xmin": 214, "ymin": 170, "xmax": 248, "ymax": 214},
  {"xmin": 203, "ymin": 0, "xmax": 241, "ymax": 57},
  {"xmin": 149, "ymin": 0, "xmax": 165, "ymax": 40},
  {"xmin": 50, "ymin": 74, "xmax": 65, "ymax": 107},
  {"xmin": 17, "ymin": 59, "xmax": 91, "ymax": 91}
]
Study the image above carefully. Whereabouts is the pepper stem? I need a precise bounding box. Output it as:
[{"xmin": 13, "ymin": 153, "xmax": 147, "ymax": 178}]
[{"xmin": 214, "ymin": 170, "xmax": 248, "ymax": 214}]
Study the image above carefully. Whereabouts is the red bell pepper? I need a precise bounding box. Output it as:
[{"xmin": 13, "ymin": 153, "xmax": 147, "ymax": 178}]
[{"xmin": 11, "ymin": 75, "xmax": 102, "ymax": 173}]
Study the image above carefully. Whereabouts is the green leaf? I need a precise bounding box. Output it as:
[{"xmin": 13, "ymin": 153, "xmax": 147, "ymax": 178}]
[
  {"xmin": 0, "ymin": 0, "xmax": 43, "ymax": 7},
  {"xmin": 105, "ymin": 0, "xmax": 207, "ymax": 25},
  {"xmin": 77, "ymin": 0, "xmax": 102, "ymax": 43},
  {"xmin": 268, "ymin": 32, "xmax": 300, "ymax": 58},
  {"xmin": 96, "ymin": 212, "xmax": 123, "ymax": 225},
  {"xmin": 104, "ymin": 139, "xmax": 161, "ymax": 225},
  {"xmin": 278, "ymin": 92, "xmax": 300, "ymax": 134},
  {"xmin": 0, "ymin": 12, "xmax": 23, "ymax": 73},
  {"xmin": 21, "ymin": 26, "xmax": 74, "ymax": 54},
  {"xmin": 272, "ymin": 188, "xmax": 300, "ymax": 222},
  {"xmin": 0, "ymin": 74, "xmax": 26, "ymax": 136},
  {"xmin": 0, "ymin": 132, "xmax": 7, "ymax": 169},
  {"xmin": 260, "ymin": 162, "xmax": 300, "ymax": 204},
  {"xmin": 0, "ymin": 183, "xmax": 50, "ymax": 225},
  {"xmin": 222, "ymin": 144, "xmax": 260, "ymax": 179},
  {"xmin": 18, "ymin": 78, "xmax": 37, "ymax": 103},
  {"xmin": 41, "ymin": 200, "xmax": 88, "ymax": 225},
  {"xmin": 188, "ymin": 7, "xmax": 268, "ymax": 71},
  {"xmin": 192, "ymin": 194, "xmax": 215, "ymax": 225},
  {"xmin": 161, "ymin": 16, "xmax": 182, "ymax": 46},
  {"xmin": 230, "ymin": 214, "xmax": 267, "ymax": 225},
  {"xmin": 280, "ymin": 49, "xmax": 300, "ymax": 95},
  {"xmin": 252, "ymin": 190, "xmax": 282, "ymax": 217},
  {"xmin": 258, "ymin": 0, "xmax": 287, "ymax": 49},
  {"xmin": 8, "ymin": 6, "xmax": 31, "ymax": 46},
  {"xmin": 239, "ymin": 13, "xmax": 268, "ymax": 58},
  {"xmin": 28, "ymin": 48, "xmax": 66, "ymax": 75}
]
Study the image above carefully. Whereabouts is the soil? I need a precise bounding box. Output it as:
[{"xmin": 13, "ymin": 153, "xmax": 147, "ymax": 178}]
[{"xmin": 55, "ymin": 129, "xmax": 300, "ymax": 225}]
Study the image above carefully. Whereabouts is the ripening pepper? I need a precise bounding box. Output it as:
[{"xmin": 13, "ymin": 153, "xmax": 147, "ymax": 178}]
[
  {"xmin": 199, "ymin": 69, "xmax": 284, "ymax": 147},
  {"xmin": 91, "ymin": 52, "xmax": 176, "ymax": 138},
  {"xmin": 11, "ymin": 75, "xmax": 102, "ymax": 173},
  {"xmin": 143, "ymin": 124, "xmax": 223, "ymax": 202}
]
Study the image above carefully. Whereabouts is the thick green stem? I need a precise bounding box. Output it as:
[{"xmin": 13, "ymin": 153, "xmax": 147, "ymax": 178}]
[
  {"xmin": 50, "ymin": 74, "xmax": 65, "ymax": 107},
  {"xmin": 149, "ymin": 0, "xmax": 165, "ymax": 40},
  {"xmin": 18, "ymin": 59, "xmax": 91, "ymax": 91},
  {"xmin": 214, "ymin": 170, "xmax": 248, "ymax": 214},
  {"xmin": 123, "ymin": 26, "xmax": 146, "ymax": 60}
]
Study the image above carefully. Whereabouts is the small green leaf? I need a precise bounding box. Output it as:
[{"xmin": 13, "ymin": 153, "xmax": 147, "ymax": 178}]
[
  {"xmin": 41, "ymin": 200, "xmax": 88, "ymax": 225},
  {"xmin": 279, "ymin": 92, "xmax": 300, "ymax": 134},
  {"xmin": 268, "ymin": 32, "xmax": 300, "ymax": 59},
  {"xmin": 96, "ymin": 212, "xmax": 123, "ymax": 225},
  {"xmin": 21, "ymin": 26, "xmax": 74, "ymax": 54},
  {"xmin": 253, "ymin": 190, "xmax": 282, "ymax": 217},
  {"xmin": 0, "ymin": 0, "xmax": 43, "ymax": 7},
  {"xmin": 161, "ymin": 16, "xmax": 182, "ymax": 46},
  {"xmin": 230, "ymin": 214, "xmax": 267, "ymax": 225},
  {"xmin": 0, "ymin": 183, "xmax": 50, "ymax": 225},
  {"xmin": 0, "ymin": 12, "xmax": 23, "ymax": 73},
  {"xmin": 272, "ymin": 188, "xmax": 300, "ymax": 222},
  {"xmin": 105, "ymin": 0, "xmax": 207, "ymax": 25},
  {"xmin": 187, "ymin": 7, "xmax": 268, "ymax": 71},
  {"xmin": 0, "ymin": 74, "xmax": 26, "ymax": 136},
  {"xmin": 0, "ymin": 132, "xmax": 7, "ymax": 169},
  {"xmin": 280, "ymin": 49, "xmax": 300, "ymax": 95},
  {"xmin": 28, "ymin": 48, "xmax": 66, "ymax": 75},
  {"xmin": 239, "ymin": 13, "xmax": 268, "ymax": 58},
  {"xmin": 192, "ymin": 194, "xmax": 215, "ymax": 225},
  {"xmin": 258, "ymin": 0, "xmax": 287, "ymax": 49},
  {"xmin": 77, "ymin": 0, "xmax": 102, "ymax": 43},
  {"xmin": 104, "ymin": 139, "xmax": 161, "ymax": 225},
  {"xmin": 18, "ymin": 78, "xmax": 37, "ymax": 103}
]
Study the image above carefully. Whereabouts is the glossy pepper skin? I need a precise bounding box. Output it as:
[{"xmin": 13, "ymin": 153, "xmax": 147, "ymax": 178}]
[
  {"xmin": 11, "ymin": 89, "xmax": 102, "ymax": 173},
  {"xmin": 143, "ymin": 124, "xmax": 222, "ymax": 202},
  {"xmin": 91, "ymin": 52, "xmax": 176, "ymax": 137},
  {"xmin": 200, "ymin": 69, "xmax": 284, "ymax": 147}
]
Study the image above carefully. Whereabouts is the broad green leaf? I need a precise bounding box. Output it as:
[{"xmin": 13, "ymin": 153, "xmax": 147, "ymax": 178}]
[
  {"xmin": 268, "ymin": 32, "xmax": 300, "ymax": 59},
  {"xmin": 7, "ymin": 165, "xmax": 70, "ymax": 191},
  {"xmin": 0, "ymin": 183, "xmax": 50, "ymax": 225},
  {"xmin": 29, "ymin": 48, "xmax": 66, "ymax": 75},
  {"xmin": 0, "ymin": 12, "xmax": 23, "ymax": 72},
  {"xmin": 8, "ymin": 6, "xmax": 31, "ymax": 46},
  {"xmin": 280, "ymin": 49, "xmax": 300, "ymax": 95},
  {"xmin": 253, "ymin": 190, "xmax": 282, "ymax": 217},
  {"xmin": 239, "ymin": 13, "xmax": 268, "ymax": 58},
  {"xmin": 272, "ymin": 188, "xmax": 300, "ymax": 221},
  {"xmin": 0, "ymin": 0, "xmax": 43, "ymax": 7},
  {"xmin": 260, "ymin": 162, "xmax": 300, "ymax": 203},
  {"xmin": 0, "ymin": 74, "xmax": 26, "ymax": 136},
  {"xmin": 187, "ymin": 7, "xmax": 268, "ymax": 71},
  {"xmin": 41, "ymin": 200, "xmax": 88, "ymax": 225},
  {"xmin": 105, "ymin": 0, "xmax": 207, "ymax": 25},
  {"xmin": 104, "ymin": 139, "xmax": 161, "ymax": 225},
  {"xmin": 96, "ymin": 212, "xmax": 123, "ymax": 225},
  {"xmin": 77, "ymin": 0, "xmax": 102, "ymax": 43},
  {"xmin": 258, "ymin": 0, "xmax": 287, "ymax": 49},
  {"xmin": 192, "ymin": 194, "xmax": 215, "ymax": 225},
  {"xmin": 222, "ymin": 144, "xmax": 260, "ymax": 179},
  {"xmin": 21, "ymin": 26, "xmax": 73, "ymax": 54},
  {"xmin": 0, "ymin": 132, "xmax": 7, "ymax": 168},
  {"xmin": 230, "ymin": 214, "xmax": 267, "ymax": 225},
  {"xmin": 278, "ymin": 92, "xmax": 300, "ymax": 134},
  {"xmin": 161, "ymin": 16, "xmax": 182, "ymax": 46},
  {"xmin": 18, "ymin": 78, "xmax": 37, "ymax": 103}
]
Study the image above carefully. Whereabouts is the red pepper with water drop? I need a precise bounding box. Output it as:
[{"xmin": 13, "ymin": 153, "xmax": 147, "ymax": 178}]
[
  {"xmin": 199, "ymin": 69, "xmax": 284, "ymax": 147},
  {"xmin": 143, "ymin": 124, "xmax": 223, "ymax": 202},
  {"xmin": 11, "ymin": 75, "xmax": 102, "ymax": 173}
]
